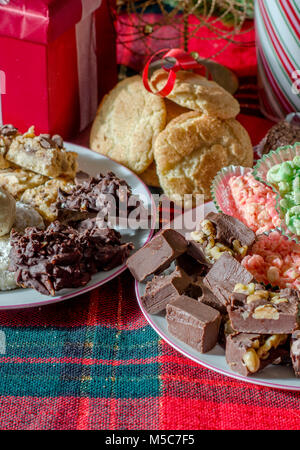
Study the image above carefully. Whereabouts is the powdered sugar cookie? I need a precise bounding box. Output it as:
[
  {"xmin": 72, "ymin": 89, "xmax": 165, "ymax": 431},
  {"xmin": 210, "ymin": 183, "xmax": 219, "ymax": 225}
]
[
  {"xmin": 154, "ymin": 112, "xmax": 253, "ymax": 204},
  {"xmin": 90, "ymin": 75, "xmax": 167, "ymax": 174},
  {"xmin": 150, "ymin": 69, "xmax": 240, "ymax": 120}
]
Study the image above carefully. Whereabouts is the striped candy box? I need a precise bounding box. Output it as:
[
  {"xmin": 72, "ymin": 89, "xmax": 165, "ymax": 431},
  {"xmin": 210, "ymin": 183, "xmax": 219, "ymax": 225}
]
[{"xmin": 255, "ymin": 0, "xmax": 300, "ymax": 121}]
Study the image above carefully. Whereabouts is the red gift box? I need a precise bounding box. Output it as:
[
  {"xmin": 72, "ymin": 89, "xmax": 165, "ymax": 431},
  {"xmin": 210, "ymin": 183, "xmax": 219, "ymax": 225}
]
[{"xmin": 0, "ymin": 0, "xmax": 117, "ymax": 138}]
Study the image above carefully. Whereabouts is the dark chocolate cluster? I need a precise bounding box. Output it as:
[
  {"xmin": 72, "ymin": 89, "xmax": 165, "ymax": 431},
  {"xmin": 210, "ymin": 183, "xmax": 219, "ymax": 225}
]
[
  {"xmin": 56, "ymin": 171, "xmax": 140, "ymax": 222},
  {"xmin": 9, "ymin": 221, "xmax": 133, "ymax": 296}
]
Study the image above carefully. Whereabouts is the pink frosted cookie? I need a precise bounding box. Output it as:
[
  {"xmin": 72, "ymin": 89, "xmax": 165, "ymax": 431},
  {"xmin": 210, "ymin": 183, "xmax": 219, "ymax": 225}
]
[
  {"xmin": 242, "ymin": 231, "xmax": 300, "ymax": 290},
  {"xmin": 228, "ymin": 173, "xmax": 281, "ymax": 234}
]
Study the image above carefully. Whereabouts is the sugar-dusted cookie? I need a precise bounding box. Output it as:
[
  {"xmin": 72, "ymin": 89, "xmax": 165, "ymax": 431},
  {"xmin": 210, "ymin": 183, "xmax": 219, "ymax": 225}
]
[
  {"xmin": 140, "ymin": 162, "xmax": 160, "ymax": 188},
  {"xmin": 150, "ymin": 70, "xmax": 240, "ymax": 119},
  {"xmin": 139, "ymin": 99, "xmax": 190, "ymax": 188},
  {"xmin": 21, "ymin": 178, "xmax": 75, "ymax": 223},
  {"xmin": 154, "ymin": 112, "xmax": 253, "ymax": 205},
  {"xmin": 164, "ymin": 98, "xmax": 191, "ymax": 123},
  {"xmin": 90, "ymin": 75, "xmax": 167, "ymax": 174}
]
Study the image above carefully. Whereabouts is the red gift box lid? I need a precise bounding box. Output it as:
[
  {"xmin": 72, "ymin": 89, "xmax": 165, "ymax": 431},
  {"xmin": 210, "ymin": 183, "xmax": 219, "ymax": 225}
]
[{"xmin": 0, "ymin": 0, "xmax": 102, "ymax": 44}]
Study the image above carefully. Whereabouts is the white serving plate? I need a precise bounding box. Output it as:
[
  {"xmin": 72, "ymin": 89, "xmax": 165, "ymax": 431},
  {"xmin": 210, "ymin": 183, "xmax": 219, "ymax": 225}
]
[
  {"xmin": 0, "ymin": 143, "xmax": 156, "ymax": 309},
  {"xmin": 136, "ymin": 201, "xmax": 300, "ymax": 391}
]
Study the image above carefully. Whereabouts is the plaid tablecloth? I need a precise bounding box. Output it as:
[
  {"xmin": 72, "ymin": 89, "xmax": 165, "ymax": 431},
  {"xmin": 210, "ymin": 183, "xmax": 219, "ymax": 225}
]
[{"xmin": 1, "ymin": 17, "xmax": 300, "ymax": 430}]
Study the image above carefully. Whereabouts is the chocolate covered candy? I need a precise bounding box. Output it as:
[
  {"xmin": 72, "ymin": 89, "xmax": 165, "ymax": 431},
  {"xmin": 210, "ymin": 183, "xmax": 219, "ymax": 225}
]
[
  {"xmin": 228, "ymin": 285, "xmax": 300, "ymax": 334},
  {"xmin": 166, "ymin": 295, "xmax": 221, "ymax": 353},
  {"xmin": 205, "ymin": 212, "xmax": 255, "ymax": 248},
  {"xmin": 226, "ymin": 333, "xmax": 288, "ymax": 376},
  {"xmin": 127, "ymin": 229, "xmax": 188, "ymax": 282},
  {"xmin": 141, "ymin": 266, "xmax": 191, "ymax": 314},
  {"xmin": 198, "ymin": 279, "xmax": 227, "ymax": 315},
  {"xmin": 203, "ymin": 252, "xmax": 253, "ymax": 306},
  {"xmin": 291, "ymin": 331, "xmax": 300, "ymax": 377},
  {"xmin": 189, "ymin": 212, "xmax": 254, "ymax": 265}
]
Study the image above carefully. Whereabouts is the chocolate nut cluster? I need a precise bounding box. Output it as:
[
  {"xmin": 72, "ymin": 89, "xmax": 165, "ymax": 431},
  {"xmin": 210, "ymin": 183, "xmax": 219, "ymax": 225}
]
[{"xmin": 9, "ymin": 221, "xmax": 133, "ymax": 296}]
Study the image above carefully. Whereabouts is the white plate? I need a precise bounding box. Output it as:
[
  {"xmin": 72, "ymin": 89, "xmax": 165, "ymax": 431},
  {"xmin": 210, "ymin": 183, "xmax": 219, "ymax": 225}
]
[
  {"xmin": 0, "ymin": 143, "xmax": 156, "ymax": 309},
  {"xmin": 136, "ymin": 201, "xmax": 300, "ymax": 391}
]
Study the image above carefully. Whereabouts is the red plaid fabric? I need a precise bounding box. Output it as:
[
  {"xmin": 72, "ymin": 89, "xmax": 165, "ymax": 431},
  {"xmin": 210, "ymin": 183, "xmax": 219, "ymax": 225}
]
[{"xmin": 0, "ymin": 12, "xmax": 299, "ymax": 431}]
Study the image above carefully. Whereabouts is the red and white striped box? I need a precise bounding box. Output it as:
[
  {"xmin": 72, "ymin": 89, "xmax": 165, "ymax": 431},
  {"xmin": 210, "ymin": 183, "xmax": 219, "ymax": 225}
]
[
  {"xmin": 255, "ymin": 0, "xmax": 300, "ymax": 121},
  {"xmin": 0, "ymin": 0, "xmax": 117, "ymax": 138}
]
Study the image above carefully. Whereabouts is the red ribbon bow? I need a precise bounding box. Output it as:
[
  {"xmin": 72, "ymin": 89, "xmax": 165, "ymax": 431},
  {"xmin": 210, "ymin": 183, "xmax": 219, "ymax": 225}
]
[{"xmin": 142, "ymin": 48, "xmax": 203, "ymax": 97}]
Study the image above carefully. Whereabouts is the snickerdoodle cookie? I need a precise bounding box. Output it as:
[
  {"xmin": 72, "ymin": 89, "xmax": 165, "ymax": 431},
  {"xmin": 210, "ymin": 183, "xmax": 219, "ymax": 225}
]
[
  {"xmin": 150, "ymin": 70, "xmax": 240, "ymax": 120},
  {"xmin": 140, "ymin": 162, "xmax": 160, "ymax": 188},
  {"xmin": 90, "ymin": 75, "xmax": 167, "ymax": 174},
  {"xmin": 154, "ymin": 112, "xmax": 253, "ymax": 205},
  {"xmin": 140, "ymin": 99, "xmax": 191, "ymax": 187}
]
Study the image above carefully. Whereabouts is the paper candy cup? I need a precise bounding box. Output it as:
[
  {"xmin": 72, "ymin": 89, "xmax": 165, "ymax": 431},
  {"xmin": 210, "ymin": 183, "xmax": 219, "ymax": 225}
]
[
  {"xmin": 211, "ymin": 165, "xmax": 253, "ymax": 217},
  {"xmin": 253, "ymin": 142, "xmax": 300, "ymax": 243}
]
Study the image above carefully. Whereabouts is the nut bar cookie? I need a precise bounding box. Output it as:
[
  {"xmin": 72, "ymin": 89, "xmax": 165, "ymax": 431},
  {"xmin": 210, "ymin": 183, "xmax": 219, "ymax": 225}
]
[
  {"xmin": 0, "ymin": 167, "xmax": 47, "ymax": 199},
  {"xmin": 154, "ymin": 112, "xmax": 253, "ymax": 204},
  {"xmin": 228, "ymin": 284, "xmax": 300, "ymax": 334},
  {"xmin": 127, "ymin": 229, "xmax": 188, "ymax": 282},
  {"xmin": 6, "ymin": 127, "xmax": 78, "ymax": 178},
  {"xmin": 21, "ymin": 178, "xmax": 75, "ymax": 222},
  {"xmin": 0, "ymin": 124, "xmax": 19, "ymax": 169},
  {"xmin": 203, "ymin": 252, "xmax": 254, "ymax": 307},
  {"xmin": 291, "ymin": 331, "xmax": 300, "ymax": 377},
  {"xmin": 150, "ymin": 70, "xmax": 240, "ymax": 120},
  {"xmin": 141, "ymin": 266, "xmax": 191, "ymax": 314},
  {"xmin": 90, "ymin": 75, "xmax": 166, "ymax": 174},
  {"xmin": 226, "ymin": 333, "xmax": 288, "ymax": 376},
  {"xmin": 166, "ymin": 295, "xmax": 221, "ymax": 353},
  {"xmin": 189, "ymin": 212, "xmax": 255, "ymax": 265}
]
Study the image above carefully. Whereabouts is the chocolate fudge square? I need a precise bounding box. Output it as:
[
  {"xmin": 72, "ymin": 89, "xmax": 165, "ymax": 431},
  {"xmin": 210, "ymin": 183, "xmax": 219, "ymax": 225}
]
[
  {"xmin": 291, "ymin": 331, "xmax": 300, "ymax": 377},
  {"xmin": 127, "ymin": 229, "xmax": 188, "ymax": 282},
  {"xmin": 166, "ymin": 295, "xmax": 221, "ymax": 353},
  {"xmin": 198, "ymin": 279, "xmax": 227, "ymax": 315},
  {"xmin": 205, "ymin": 212, "xmax": 255, "ymax": 248},
  {"xmin": 226, "ymin": 333, "xmax": 288, "ymax": 377},
  {"xmin": 203, "ymin": 252, "xmax": 253, "ymax": 307},
  {"xmin": 188, "ymin": 212, "xmax": 254, "ymax": 266},
  {"xmin": 141, "ymin": 266, "xmax": 191, "ymax": 314},
  {"xmin": 228, "ymin": 286, "xmax": 299, "ymax": 334},
  {"xmin": 176, "ymin": 252, "xmax": 207, "ymax": 279}
]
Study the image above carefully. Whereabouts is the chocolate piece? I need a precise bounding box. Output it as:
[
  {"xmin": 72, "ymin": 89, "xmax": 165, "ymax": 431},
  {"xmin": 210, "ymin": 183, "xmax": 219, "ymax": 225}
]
[
  {"xmin": 176, "ymin": 253, "xmax": 207, "ymax": 279},
  {"xmin": 203, "ymin": 253, "xmax": 253, "ymax": 306},
  {"xmin": 0, "ymin": 124, "xmax": 18, "ymax": 138},
  {"xmin": 184, "ymin": 282, "xmax": 203, "ymax": 300},
  {"xmin": 226, "ymin": 333, "xmax": 288, "ymax": 376},
  {"xmin": 205, "ymin": 212, "xmax": 255, "ymax": 248},
  {"xmin": 186, "ymin": 240, "xmax": 212, "ymax": 267},
  {"xmin": 127, "ymin": 229, "xmax": 188, "ymax": 282},
  {"xmin": 56, "ymin": 171, "xmax": 138, "ymax": 223},
  {"xmin": 141, "ymin": 266, "xmax": 191, "ymax": 314},
  {"xmin": 228, "ymin": 286, "xmax": 299, "ymax": 334},
  {"xmin": 198, "ymin": 279, "xmax": 227, "ymax": 315},
  {"xmin": 75, "ymin": 171, "xmax": 91, "ymax": 185},
  {"xmin": 166, "ymin": 295, "xmax": 221, "ymax": 353},
  {"xmin": 188, "ymin": 212, "xmax": 253, "ymax": 266},
  {"xmin": 291, "ymin": 331, "xmax": 300, "ymax": 377},
  {"xmin": 9, "ymin": 221, "xmax": 133, "ymax": 295},
  {"xmin": 263, "ymin": 120, "xmax": 300, "ymax": 155}
]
